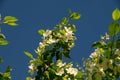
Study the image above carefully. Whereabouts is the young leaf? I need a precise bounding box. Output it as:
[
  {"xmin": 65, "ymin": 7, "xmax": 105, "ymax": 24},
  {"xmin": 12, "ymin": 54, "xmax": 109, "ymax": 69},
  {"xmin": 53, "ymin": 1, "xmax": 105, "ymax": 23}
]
[
  {"xmin": 0, "ymin": 33, "xmax": 5, "ymax": 38},
  {"xmin": 24, "ymin": 51, "xmax": 34, "ymax": 59},
  {"xmin": 76, "ymin": 71, "xmax": 83, "ymax": 78},
  {"xmin": 67, "ymin": 24, "xmax": 76, "ymax": 32},
  {"xmin": 0, "ymin": 38, "xmax": 9, "ymax": 45},
  {"xmin": 59, "ymin": 30, "xmax": 65, "ymax": 35},
  {"xmin": 38, "ymin": 29, "xmax": 45, "ymax": 35},
  {"xmin": 112, "ymin": 8, "xmax": 120, "ymax": 21},
  {"xmin": 61, "ymin": 17, "xmax": 68, "ymax": 25},
  {"xmin": 70, "ymin": 12, "xmax": 81, "ymax": 20},
  {"xmin": 5, "ymin": 66, "xmax": 11, "ymax": 72},
  {"xmin": 4, "ymin": 16, "xmax": 18, "ymax": 23},
  {"xmin": 7, "ymin": 23, "xmax": 18, "ymax": 26},
  {"xmin": 109, "ymin": 22, "xmax": 120, "ymax": 37},
  {"xmin": 4, "ymin": 16, "xmax": 18, "ymax": 26},
  {"xmin": 92, "ymin": 41, "xmax": 103, "ymax": 48},
  {"xmin": 26, "ymin": 77, "xmax": 32, "ymax": 80}
]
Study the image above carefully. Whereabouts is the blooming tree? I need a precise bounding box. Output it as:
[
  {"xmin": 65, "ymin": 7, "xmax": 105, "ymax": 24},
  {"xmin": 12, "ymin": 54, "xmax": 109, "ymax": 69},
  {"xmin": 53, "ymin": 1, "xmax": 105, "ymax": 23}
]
[
  {"xmin": 1, "ymin": 8, "xmax": 120, "ymax": 80},
  {"xmin": 83, "ymin": 8, "xmax": 120, "ymax": 80},
  {"xmin": 25, "ymin": 10, "xmax": 83, "ymax": 80}
]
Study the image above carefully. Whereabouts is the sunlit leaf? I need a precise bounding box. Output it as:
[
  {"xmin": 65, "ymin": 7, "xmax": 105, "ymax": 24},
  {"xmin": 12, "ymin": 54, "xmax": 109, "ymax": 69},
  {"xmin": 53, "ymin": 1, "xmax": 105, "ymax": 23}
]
[
  {"xmin": 59, "ymin": 30, "xmax": 65, "ymax": 35},
  {"xmin": 38, "ymin": 29, "xmax": 45, "ymax": 35},
  {"xmin": 7, "ymin": 23, "xmax": 18, "ymax": 26},
  {"xmin": 70, "ymin": 12, "xmax": 81, "ymax": 20},
  {"xmin": 4, "ymin": 16, "xmax": 18, "ymax": 26},
  {"xmin": 68, "ymin": 24, "xmax": 76, "ymax": 32},
  {"xmin": 61, "ymin": 17, "xmax": 68, "ymax": 25},
  {"xmin": 3, "ymin": 72, "xmax": 10, "ymax": 78},
  {"xmin": 76, "ymin": 71, "xmax": 83, "ymax": 78},
  {"xmin": 0, "ymin": 38, "xmax": 9, "ymax": 45},
  {"xmin": 4, "ymin": 16, "xmax": 18, "ymax": 23},
  {"xmin": 112, "ymin": 8, "xmax": 120, "ymax": 21},
  {"xmin": 24, "ymin": 51, "xmax": 34, "ymax": 59},
  {"xmin": 0, "ymin": 33, "xmax": 5, "ymax": 38},
  {"xmin": 109, "ymin": 22, "xmax": 120, "ymax": 37},
  {"xmin": 26, "ymin": 77, "xmax": 32, "ymax": 80}
]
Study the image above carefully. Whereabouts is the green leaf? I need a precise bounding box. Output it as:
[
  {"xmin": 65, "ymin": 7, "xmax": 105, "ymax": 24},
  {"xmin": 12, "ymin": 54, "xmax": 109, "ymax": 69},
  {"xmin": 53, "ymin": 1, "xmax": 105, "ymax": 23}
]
[
  {"xmin": 67, "ymin": 24, "xmax": 76, "ymax": 32},
  {"xmin": 0, "ymin": 38, "xmax": 9, "ymax": 45},
  {"xmin": 76, "ymin": 71, "xmax": 83, "ymax": 78},
  {"xmin": 45, "ymin": 71, "xmax": 49, "ymax": 79},
  {"xmin": 26, "ymin": 77, "xmax": 33, "ymax": 80},
  {"xmin": 59, "ymin": 30, "xmax": 65, "ymax": 35},
  {"xmin": 7, "ymin": 23, "xmax": 18, "ymax": 26},
  {"xmin": 24, "ymin": 51, "xmax": 34, "ymax": 59},
  {"xmin": 70, "ymin": 12, "xmax": 81, "ymax": 20},
  {"xmin": 0, "ymin": 33, "xmax": 5, "ymax": 38},
  {"xmin": 3, "ymin": 72, "xmax": 11, "ymax": 78},
  {"xmin": 61, "ymin": 17, "xmax": 68, "ymax": 25},
  {"xmin": 109, "ymin": 22, "xmax": 120, "ymax": 37},
  {"xmin": 4, "ymin": 16, "xmax": 18, "ymax": 26},
  {"xmin": 92, "ymin": 41, "xmax": 102, "ymax": 48},
  {"xmin": 38, "ymin": 29, "xmax": 45, "ymax": 35},
  {"xmin": 112, "ymin": 8, "xmax": 120, "ymax": 21},
  {"xmin": 4, "ymin": 16, "xmax": 18, "ymax": 23},
  {"xmin": 5, "ymin": 66, "xmax": 11, "ymax": 72},
  {"xmin": 0, "ymin": 58, "xmax": 3, "ymax": 63}
]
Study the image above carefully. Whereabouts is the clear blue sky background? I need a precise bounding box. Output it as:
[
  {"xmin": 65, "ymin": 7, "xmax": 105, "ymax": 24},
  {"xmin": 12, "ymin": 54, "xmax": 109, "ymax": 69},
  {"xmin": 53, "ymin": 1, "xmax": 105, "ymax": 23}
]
[{"xmin": 0, "ymin": 0, "xmax": 120, "ymax": 80}]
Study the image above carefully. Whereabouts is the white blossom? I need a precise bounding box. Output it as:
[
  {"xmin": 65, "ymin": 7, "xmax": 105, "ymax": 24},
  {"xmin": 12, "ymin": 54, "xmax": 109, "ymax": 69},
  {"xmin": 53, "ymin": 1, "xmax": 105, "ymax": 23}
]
[
  {"xmin": 28, "ymin": 64, "xmax": 34, "ymax": 70},
  {"xmin": 56, "ymin": 60, "xmax": 66, "ymax": 68},
  {"xmin": 101, "ymin": 36, "xmax": 105, "ymax": 40},
  {"xmin": 43, "ymin": 30, "xmax": 52, "ymax": 39},
  {"xmin": 66, "ymin": 67, "xmax": 78, "ymax": 76},
  {"xmin": 105, "ymin": 33, "xmax": 110, "ymax": 40},
  {"xmin": 47, "ymin": 36, "xmax": 56, "ymax": 44},
  {"xmin": 89, "ymin": 52, "xmax": 98, "ymax": 58},
  {"xmin": 55, "ymin": 68, "xmax": 64, "ymax": 76}
]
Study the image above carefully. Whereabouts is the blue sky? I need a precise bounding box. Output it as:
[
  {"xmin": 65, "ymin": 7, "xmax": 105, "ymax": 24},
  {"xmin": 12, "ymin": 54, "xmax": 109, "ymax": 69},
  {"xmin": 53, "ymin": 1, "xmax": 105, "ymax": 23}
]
[{"xmin": 0, "ymin": 0, "xmax": 120, "ymax": 80}]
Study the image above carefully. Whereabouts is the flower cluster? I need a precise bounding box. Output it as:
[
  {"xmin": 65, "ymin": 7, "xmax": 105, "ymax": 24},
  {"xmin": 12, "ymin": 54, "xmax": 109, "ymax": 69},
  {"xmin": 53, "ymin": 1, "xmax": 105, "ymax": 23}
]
[
  {"xmin": 37, "ymin": 24, "xmax": 76, "ymax": 54},
  {"xmin": 83, "ymin": 33, "xmax": 120, "ymax": 80},
  {"xmin": 26, "ymin": 11, "xmax": 82, "ymax": 80},
  {"xmin": 25, "ymin": 8, "xmax": 120, "ymax": 80},
  {"xmin": 55, "ymin": 60, "xmax": 78, "ymax": 79}
]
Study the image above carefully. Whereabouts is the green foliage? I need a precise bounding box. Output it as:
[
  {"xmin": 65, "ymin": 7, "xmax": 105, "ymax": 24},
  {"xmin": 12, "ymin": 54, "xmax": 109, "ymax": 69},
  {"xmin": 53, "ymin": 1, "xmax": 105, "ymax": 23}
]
[
  {"xmin": 0, "ymin": 38, "xmax": 9, "ymax": 45},
  {"xmin": 0, "ymin": 15, "xmax": 18, "ymax": 80},
  {"xmin": 0, "ymin": 33, "xmax": 9, "ymax": 45},
  {"xmin": 0, "ymin": 66, "xmax": 11, "ymax": 80},
  {"xmin": 26, "ymin": 10, "xmax": 82, "ymax": 80},
  {"xmin": 70, "ymin": 12, "xmax": 81, "ymax": 20},
  {"xmin": 4, "ymin": 16, "xmax": 18, "ymax": 26},
  {"xmin": 112, "ymin": 8, "xmax": 120, "ymax": 21},
  {"xmin": 108, "ymin": 22, "xmax": 120, "ymax": 37},
  {"xmin": 38, "ymin": 29, "xmax": 45, "ymax": 35},
  {"xmin": 61, "ymin": 17, "xmax": 68, "ymax": 25},
  {"xmin": 2, "ymin": 7, "xmax": 120, "ymax": 80},
  {"xmin": 24, "ymin": 51, "xmax": 34, "ymax": 59},
  {"xmin": 92, "ymin": 41, "xmax": 106, "ymax": 49}
]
